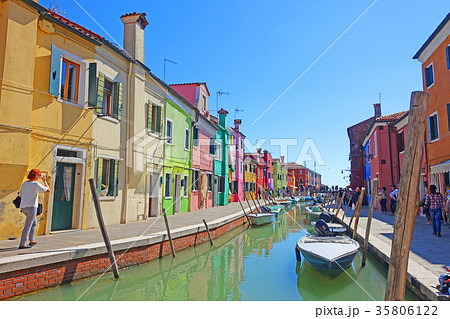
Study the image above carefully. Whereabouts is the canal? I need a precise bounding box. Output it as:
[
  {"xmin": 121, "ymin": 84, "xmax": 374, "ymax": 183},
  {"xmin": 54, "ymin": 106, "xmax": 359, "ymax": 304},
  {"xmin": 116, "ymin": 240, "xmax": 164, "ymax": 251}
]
[{"xmin": 14, "ymin": 204, "xmax": 417, "ymax": 301}]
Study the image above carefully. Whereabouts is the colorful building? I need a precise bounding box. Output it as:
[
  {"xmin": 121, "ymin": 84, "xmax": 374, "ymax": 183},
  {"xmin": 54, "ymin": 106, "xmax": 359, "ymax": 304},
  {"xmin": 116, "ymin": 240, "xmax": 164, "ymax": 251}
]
[
  {"xmin": 211, "ymin": 109, "xmax": 229, "ymax": 206},
  {"xmin": 273, "ymin": 159, "xmax": 283, "ymax": 195},
  {"xmin": 263, "ymin": 150, "xmax": 274, "ymax": 191},
  {"xmin": 281, "ymin": 157, "xmax": 288, "ymax": 192},
  {"xmin": 413, "ymin": 13, "xmax": 450, "ymax": 192},
  {"xmin": 229, "ymin": 119, "xmax": 245, "ymax": 203},
  {"xmin": 170, "ymin": 83, "xmax": 217, "ymax": 211},
  {"xmin": 244, "ymin": 156, "xmax": 257, "ymax": 200}
]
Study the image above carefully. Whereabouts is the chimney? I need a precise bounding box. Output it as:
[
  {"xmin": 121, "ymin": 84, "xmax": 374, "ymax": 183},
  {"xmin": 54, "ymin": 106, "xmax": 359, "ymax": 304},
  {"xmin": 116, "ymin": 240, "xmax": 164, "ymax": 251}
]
[
  {"xmin": 120, "ymin": 12, "xmax": 148, "ymax": 63},
  {"xmin": 281, "ymin": 156, "xmax": 285, "ymax": 163},
  {"xmin": 373, "ymin": 103, "xmax": 381, "ymax": 119},
  {"xmin": 218, "ymin": 108, "xmax": 228, "ymax": 128},
  {"xmin": 234, "ymin": 119, "xmax": 241, "ymax": 132},
  {"xmin": 257, "ymin": 148, "xmax": 261, "ymax": 154}
]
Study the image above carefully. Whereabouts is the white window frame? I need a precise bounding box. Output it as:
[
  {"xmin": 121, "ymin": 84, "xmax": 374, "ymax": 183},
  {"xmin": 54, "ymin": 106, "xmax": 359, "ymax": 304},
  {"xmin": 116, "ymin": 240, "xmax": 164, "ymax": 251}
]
[
  {"xmin": 192, "ymin": 169, "xmax": 200, "ymax": 191},
  {"xmin": 166, "ymin": 118, "xmax": 174, "ymax": 145},
  {"xmin": 428, "ymin": 111, "xmax": 439, "ymax": 142},
  {"xmin": 374, "ymin": 131, "xmax": 378, "ymax": 157},
  {"xmin": 215, "ymin": 141, "xmax": 222, "ymax": 160},
  {"xmin": 207, "ymin": 173, "xmax": 212, "ymax": 192},
  {"xmin": 57, "ymin": 50, "xmax": 88, "ymax": 109},
  {"xmin": 202, "ymin": 95, "xmax": 207, "ymax": 111},
  {"xmin": 398, "ymin": 130, "xmax": 405, "ymax": 154},
  {"xmin": 98, "ymin": 155, "xmax": 118, "ymax": 199},
  {"xmin": 425, "ymin": 62, "xmax": 435, "ymax": 89},
  {"xmin": 164, "ymin": 172, "xmax": 173, "ymax": 198},
  {"xmin": 183, "ymin": 175, "xmax": 189, "ymax": 198},
  {"xmin": 184, "ymin": 128, "xmax": 190, "ymax": 151}
]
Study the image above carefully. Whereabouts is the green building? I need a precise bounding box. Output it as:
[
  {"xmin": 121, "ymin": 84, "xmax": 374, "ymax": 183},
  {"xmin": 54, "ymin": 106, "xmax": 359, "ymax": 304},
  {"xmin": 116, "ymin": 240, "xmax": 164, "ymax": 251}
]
[
  {"xmin": 281, "ymin": 161, "xmax": 288, "ymax": 191},
  {"xmin": 162, "ymin": 99, "xmax": 193, "ymax": 214},
  {"xmin": 212, "ymin": 109, "xmax": 229, "ymax": 206},
  {"xmin": 273, "ymin": 159, "xmax": 283, "ymax": 195}
]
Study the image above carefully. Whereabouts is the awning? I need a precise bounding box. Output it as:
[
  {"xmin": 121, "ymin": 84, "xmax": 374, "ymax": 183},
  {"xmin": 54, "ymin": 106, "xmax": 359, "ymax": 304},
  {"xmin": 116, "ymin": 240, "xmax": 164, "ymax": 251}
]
[{"xmin": 430, "ymin": 160, "xmax": 450, "ymax": 174}]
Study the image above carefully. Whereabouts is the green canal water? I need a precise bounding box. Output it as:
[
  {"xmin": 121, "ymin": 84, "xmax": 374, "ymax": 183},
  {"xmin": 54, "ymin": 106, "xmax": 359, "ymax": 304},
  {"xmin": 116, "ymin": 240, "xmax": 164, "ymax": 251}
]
[{"xmin": 15, "ymin": 204, "xmax": 417, "ymax": 301}]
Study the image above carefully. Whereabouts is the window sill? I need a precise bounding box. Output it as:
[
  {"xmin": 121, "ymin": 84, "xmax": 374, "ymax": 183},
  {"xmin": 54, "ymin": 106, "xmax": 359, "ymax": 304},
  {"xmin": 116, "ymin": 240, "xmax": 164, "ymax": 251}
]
[
  {"xmin": 146, "ymin": 130, "xmax": 162, "ymax": 138},
  {"xmin": 59, "ymin": 98, "xmax": 87, "ymax": 109},
  {"xmin": 99, "ymin": 196, "xmax": 116, "ymax": 201},
  {"xmin": 164, "ymin": 196, "xmax": 173, "ymax": 199},
  {"xmin": 184, "ymin": 148, "xmax": 190, "ymax": 152},
  {"xmin": 426, "ymin": 83, "xmax": 435, "ymax": 90},
  {"xmin": 430, "ymin": 138, "xmax": 439, "ymax": 143},
  {"xmin": 98, "ymin": 116, "xmax": 120, "ymax": 124}
]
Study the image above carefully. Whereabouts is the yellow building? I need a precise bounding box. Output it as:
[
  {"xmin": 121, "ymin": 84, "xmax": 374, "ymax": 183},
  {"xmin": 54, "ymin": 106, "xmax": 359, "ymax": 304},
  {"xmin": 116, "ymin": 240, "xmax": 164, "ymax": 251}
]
[
  {"xmin": 243, "ymin": 156, "xmax": 257, "ymax": 200},
  {"xmin": 0, "ymin": 1, "xmax": 166, "ymax": 239}
]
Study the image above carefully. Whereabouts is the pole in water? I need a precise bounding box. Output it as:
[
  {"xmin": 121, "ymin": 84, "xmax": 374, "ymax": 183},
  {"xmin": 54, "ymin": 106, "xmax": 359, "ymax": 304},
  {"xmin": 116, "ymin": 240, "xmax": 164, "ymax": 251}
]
[
  {"xmin": 162, "ymin": 209, "xmax": 176, "ymax": 257},
  {"xmin": 352, "ymin": 187, "xmax": 366, "ymax": 240},
  {"xmin": 88, "ymin": 178, "xmax": 119, "ymax": 278},
  {"xmin": 237, "ymin": 195, "xmax": 251, "ymax": 225},
  {"xmin": 203, "ymin": 219, "xmax": 214, "ymax": 246},
  {"xmin": 342, "ymin": 194, "xmax": 353, "ymax": 222},
  {"xmin": 362, "ymin": 178, "xmax": 378, "ymax": 267}
]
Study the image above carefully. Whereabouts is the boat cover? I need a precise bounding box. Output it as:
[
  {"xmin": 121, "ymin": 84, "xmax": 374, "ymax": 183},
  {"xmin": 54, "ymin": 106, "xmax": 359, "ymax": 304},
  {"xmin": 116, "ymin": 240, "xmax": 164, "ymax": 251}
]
[{"xmin": 297, "ymin": 235, "xmax": 359, "ymax": 262}]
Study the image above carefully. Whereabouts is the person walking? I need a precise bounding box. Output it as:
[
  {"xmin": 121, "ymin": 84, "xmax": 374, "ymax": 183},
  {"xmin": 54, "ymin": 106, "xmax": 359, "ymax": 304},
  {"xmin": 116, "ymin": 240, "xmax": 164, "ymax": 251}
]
[
  {"xmin": 443, "ymin": 185, "xmax": 450, "ymax": 225},
  {"xmin": 378, "ymin": 187, "xmax": 388, "ymax": 214},
  {"xmin": 425, "ymin": 184, "xmax": 444, "ymax": 237},
  {"xmin": 389, "ymin": 185, "xmax": 399, "ymax": 216},
  {"xmin": 18, "ymin": 169, "xmax": 49, "ymax": 249}
]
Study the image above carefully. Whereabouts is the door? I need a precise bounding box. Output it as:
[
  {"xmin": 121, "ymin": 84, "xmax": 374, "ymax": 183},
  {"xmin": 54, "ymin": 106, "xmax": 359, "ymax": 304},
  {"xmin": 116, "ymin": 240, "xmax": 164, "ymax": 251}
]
[
  {"xmin": 213, "ymin": 176, "xmax": 218, "ymax": 207},
  {"xmin": 174, "ymin": 174, "xmax": 181, "ymax": 213},
  {"xmin": 148, "ymin": 173, "xmax": 160, "ymax": 217},
  {"xmin": 52, "ymin": 162, "xmax": 76, "ymax": 231}
]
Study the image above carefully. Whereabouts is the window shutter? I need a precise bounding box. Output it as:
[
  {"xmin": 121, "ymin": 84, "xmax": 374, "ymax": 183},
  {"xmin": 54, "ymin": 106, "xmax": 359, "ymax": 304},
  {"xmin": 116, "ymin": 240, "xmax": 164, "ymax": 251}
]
[
  {"xmin": 96, "ymin": 158, "xmax": 103, "ymax": 196},
  {"xmin": 95, "ymin": 72, "xmax": 105, "ymax": 114},
  {"xmin": 156, "ymin": 105, "xmax": 162, "ymax": 133},
  {"xmin": 114, "ymin": 160, "xmax": 120, "ymax": 196},
  {"xmin": 147, "ymin": 101, "xmax": 152, "ymax": 130},
  {"xmin": 109, "ymin": 159, "xmax": 116, "ymax": 196},
  {"xmin": 49, "ymin": 44, "xmax": 62, "ymax": 96},
  {"xmin": 447, "ymin": 46, "xmax": 450, "ymax": 70},
  {"xmin": 428, "ymin": 117, "xmax": 432, "ymax": 141},
  {"xmin": 210, "ymin": 138, "xmax": 215, "ymax": 154},
  {"xmin": 112, "ymin": 82, "xmax": 123, "ymax": 120},
  {"xmin": 88, "ymin": 63, "xmax": 97, "ymax": 106},
  {"xmin": 447, "ymin": 104, "xmax": 450, "ymax": 132}
]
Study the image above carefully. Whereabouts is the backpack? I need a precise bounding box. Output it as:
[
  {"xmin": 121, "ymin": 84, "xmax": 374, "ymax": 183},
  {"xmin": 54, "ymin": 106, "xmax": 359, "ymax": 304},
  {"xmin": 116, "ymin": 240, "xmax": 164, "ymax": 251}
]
[
  {"xmin": 13, "ymin": 195, "xmax": 21, "ymax": 208},
  {"xmin": 438, "ymin": 274, "xmax": 450, "ymax": 294}
]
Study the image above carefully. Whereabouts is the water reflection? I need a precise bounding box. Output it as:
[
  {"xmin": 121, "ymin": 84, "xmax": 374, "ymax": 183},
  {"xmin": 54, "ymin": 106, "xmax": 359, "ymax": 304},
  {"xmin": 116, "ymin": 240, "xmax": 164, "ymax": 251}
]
[{"xmin": 15, "ymin": 204, "xmax": 416, "ymax": 301}]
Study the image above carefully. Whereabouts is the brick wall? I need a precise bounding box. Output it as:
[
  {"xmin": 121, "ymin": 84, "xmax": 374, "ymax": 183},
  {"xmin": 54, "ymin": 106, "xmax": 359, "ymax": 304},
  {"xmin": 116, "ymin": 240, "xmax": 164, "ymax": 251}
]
[{"xmin": 0, "ymin": 216, "xmax": 248, "ymax": 300}]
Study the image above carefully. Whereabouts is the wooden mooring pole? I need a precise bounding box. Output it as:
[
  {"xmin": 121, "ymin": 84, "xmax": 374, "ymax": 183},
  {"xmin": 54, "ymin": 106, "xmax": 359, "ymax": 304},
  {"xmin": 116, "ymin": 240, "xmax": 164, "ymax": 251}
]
[
  {"xmin": 88, "ymin": 178, "xmax": 119, "ymax": 278},
  {"xmin": 341, "ymin": 194, "xmax": 352, "ymax": 222},
  {"xmin": 334, "ymin": 193, "xmax": 345, "ymax": 217},
  {"xmin": 385, "ymin": 91, "xmax": 428, "ymax": 301},
  {"xmin": 162, "ymin": 209, "xmax": 176, "ymax": 257},
  {"xmin": 203, "ymin": 219, "xmax": 214, "ymax": 246},
  {"xmin": 362, "ymin": 178, "xmax": 378, "ymax": 267},
  {"xmin": 237, "ymin": 195, "xmax": 251, "ymax": 225},
  {"xmin": 352, "ymin": 187, "xmax": 365, "ymax": 240}
]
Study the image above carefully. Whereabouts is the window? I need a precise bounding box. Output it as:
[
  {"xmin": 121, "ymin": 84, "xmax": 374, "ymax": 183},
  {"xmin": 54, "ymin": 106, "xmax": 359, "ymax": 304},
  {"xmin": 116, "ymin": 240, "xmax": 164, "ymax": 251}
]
[
  {"xmin": 428, "ymin": 113, "xmax": 439, "ymax": 141},
  {"xmin": 381, "ymin": 159, "xmax": 386, "ymax": 164},
  {"xmin": 147, "ymin": 103, "xmax": 163, "ymax": 134},
  {"xmin": 268, "ymin": 172, "xmax": 271, "ymax": 179},
  {"xmin": 183, "ymin": 175, "xmax": 189, "ymax": 197},
  {"xmin": 425, "ymin": 64, "xmax": 434, "ymax": 88},
  {"xmin": 244, "ymin": 163, "xmax": 247, "ymax": 171},
  {"xmin": 209, "ymin": 138, "xmax": 215, "ymax": 154},
  {"xmin": 202, "ymin": 95, "xmax": 207, "ymax": 111},
  {"xmin": 207, "ymin": 173, "xmax": 212, "ymax": 191},
  {"xmin": 192, "ymin": 170, "xmax": 200, "ymax": 191},
  {"xmin": 446, "ymin": 46, "xmax": 450, "ymax": 70},
  {"xmin": 232, "ymin": 181, "xmax": 238, "ymax": 194},
  {"xmin": 60, "ymin": 59, "xmax": 80, "ymax": 103},
  {"xmin": 164, "ymin": 173, "xmax": 172, "ymax": 197},
  {"xmin": 193, "ymin": 126, "xmax": 199, "ymax": 147},
  {"xmin": 215, "ymin": 141, "xmax": 222, "ymax": 160},
  {"xmin": 374, "ymin": 131, "xmax": 378, "ymax": 157},
  {"xmin": 218, "ymin": 176, "xmax": 225, "ymax": 193},
  {"xmin": 245, "ymin": 182, "xmax": 248, "ymax": 192},
  {"xmin": 102, "ymin": 79, "xmax": 113, "ymax": 115},
  {"xmin": 397, "ymin": 131, "xmax": 405, "ymax": 153},
  {"xmin": 166, "ymin": 119, "xmax": 173, "ymax": 144},
  {"xmin": 447, "ymin": 104, "xmax": 450, "ymax": 132},
  {"xmin": 96, "ymin": 157, "xmax": 119, "ymax": 197},
  {"xmin": 185, "ymin": 128, "xmax": 190, "ymax": 150}
]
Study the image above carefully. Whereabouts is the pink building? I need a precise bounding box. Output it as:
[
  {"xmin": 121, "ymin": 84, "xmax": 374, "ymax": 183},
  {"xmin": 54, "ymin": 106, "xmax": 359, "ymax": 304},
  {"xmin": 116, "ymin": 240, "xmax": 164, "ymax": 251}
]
[
  {"xmin": 230, "ymin": 119, "xmax": 245, "ymax": 202},
  {"xmin": 170, "ymin": 83, "xmax": 218, "ymax": 211},
  {"xmin": 263, "ymin": 150, "xmax": 274, "ymax": 191}
]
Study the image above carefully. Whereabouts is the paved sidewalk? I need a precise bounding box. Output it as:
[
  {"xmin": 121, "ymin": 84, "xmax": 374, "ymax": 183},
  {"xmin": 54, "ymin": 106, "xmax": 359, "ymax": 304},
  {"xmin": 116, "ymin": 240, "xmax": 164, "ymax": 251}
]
[
  {"xmin": 337, "ymin": 204, "xmax": 449, "ymax": 299},
  {"xmin": 0, "ymin": 202, "xmax": 248, "ymax": 260}
]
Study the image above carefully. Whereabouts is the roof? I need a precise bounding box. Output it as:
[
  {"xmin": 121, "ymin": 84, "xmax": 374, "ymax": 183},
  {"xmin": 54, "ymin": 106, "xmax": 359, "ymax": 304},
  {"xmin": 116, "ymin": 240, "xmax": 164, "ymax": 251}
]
[
  {"xmin": 47, "ymin": 11, "xmax": 104, "ymax": 41},
  {"xmin": 413, "ymin": 12, "xmax": 450, "ymax": 59},
  {"xmin": 170, "ymin": 82, "xmax": 210, "ymax": 96},
  {"xmin": 374, "ymin": 111, "xmax": 408, "ymax": 122}
]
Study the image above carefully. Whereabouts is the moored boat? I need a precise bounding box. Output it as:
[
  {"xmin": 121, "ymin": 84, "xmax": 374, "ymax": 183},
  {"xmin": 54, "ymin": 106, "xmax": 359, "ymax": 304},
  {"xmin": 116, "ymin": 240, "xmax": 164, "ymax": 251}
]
[
  {"xmin": 311, "ymin": 221, "xmax": 346, "ymax": 236},
  {"xmin": 248, "ymin": 212, "xmax": 275, "ymax": 226},
  {"xmin": 263, "ymin": 205, "xmax": 283, "ymax": 216},
  {"xmin": 295, "ymin": 235, "xmax": 360, "ymax": 278}
]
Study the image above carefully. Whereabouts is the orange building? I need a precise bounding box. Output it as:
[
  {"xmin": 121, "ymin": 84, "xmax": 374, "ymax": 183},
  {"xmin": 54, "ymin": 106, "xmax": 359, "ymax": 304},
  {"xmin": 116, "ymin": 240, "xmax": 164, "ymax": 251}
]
[{"xmin": 413, "ymin": 13, "xmax": 450, "ymax": 191}]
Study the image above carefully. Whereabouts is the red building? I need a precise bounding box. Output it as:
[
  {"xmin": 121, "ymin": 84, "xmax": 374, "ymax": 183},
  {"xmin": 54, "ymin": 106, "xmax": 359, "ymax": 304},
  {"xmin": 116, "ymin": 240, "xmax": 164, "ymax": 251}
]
[
  {"xmin": 263, "ymin": 150, "xmax": 274, "ymax": 190},
  {"xmin": 347, "ymin": 103, "xmax": 381, "ymax": 189}
]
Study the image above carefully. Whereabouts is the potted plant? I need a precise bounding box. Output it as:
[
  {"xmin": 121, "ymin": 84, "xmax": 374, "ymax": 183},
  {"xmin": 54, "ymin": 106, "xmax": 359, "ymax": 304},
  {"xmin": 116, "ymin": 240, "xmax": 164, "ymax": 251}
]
[{"xmin": 101, "ymin": 184, "xmax": 108, "ymax": 196}]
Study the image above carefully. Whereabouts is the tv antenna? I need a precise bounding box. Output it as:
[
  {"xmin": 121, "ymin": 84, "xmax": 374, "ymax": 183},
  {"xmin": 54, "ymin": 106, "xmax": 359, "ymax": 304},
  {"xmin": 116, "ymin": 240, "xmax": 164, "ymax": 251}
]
[
  {"xmin": 163, "ymin": 58, "xmax": 178, "ymax": 82},
  {"xmin": 49, "ymin": 3, "xmax": 66, "ymax": 16},
  {"xmin": 234, "ymin": 107, "xmax": 244, "ymax": 119},
  {"xmin": 216, "ymin": 90, "xmax": 229, "ymax": 114}
]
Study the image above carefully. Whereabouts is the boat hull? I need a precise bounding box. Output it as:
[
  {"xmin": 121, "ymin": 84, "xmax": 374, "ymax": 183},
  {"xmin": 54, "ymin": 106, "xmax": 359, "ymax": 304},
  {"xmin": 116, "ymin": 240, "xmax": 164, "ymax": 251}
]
[
  {"xmin": 248, "ymin": 213, "xmax": 275, "ymax": 226},
  {"xmin": 299, "ymin": 249, "xmax": 357, "ymax": 278}
]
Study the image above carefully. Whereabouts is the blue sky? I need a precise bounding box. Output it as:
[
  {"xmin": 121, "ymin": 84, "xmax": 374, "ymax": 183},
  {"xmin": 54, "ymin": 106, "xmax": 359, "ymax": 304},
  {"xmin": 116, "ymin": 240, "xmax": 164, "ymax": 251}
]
[{"xmin": 41, "ymin": 0, "xmax": 449, "ymax": 186}]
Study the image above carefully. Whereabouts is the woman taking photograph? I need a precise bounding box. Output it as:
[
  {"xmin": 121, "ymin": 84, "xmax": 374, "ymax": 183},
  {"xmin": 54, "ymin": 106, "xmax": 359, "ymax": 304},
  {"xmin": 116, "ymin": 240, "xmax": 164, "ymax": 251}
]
[{"xmin": 18, "ymin": 169, "xmax": 49, "ymax": 249}]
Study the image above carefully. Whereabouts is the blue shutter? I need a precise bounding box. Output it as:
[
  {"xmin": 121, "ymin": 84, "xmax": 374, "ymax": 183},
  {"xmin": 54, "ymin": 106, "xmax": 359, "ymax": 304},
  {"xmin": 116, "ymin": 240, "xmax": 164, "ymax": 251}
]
[
  {"xmin": 49, "ymin": 44, "xmax": 62, "ymax": 96},
  {"xmin": 88, "ymin": 63, "xmax": 97, "ymax": 106},
  {"xmin": 446, "ymin": 46, "xmax": 450, "ymax": 70},
  {"xmin": 447, "ymin": 104, "xmax": 450, "ymax": 132}
]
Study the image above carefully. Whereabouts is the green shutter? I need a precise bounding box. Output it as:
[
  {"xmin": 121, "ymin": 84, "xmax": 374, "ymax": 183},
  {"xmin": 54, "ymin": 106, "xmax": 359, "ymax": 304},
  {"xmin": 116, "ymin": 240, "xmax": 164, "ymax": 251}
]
[
  {"xmin": 147, "ymin": 101, "xmax": 152, "ymax": 130},
  {"xmin": 88, "ymin": 63, "xmax": 97, "ymax": 106},
  {"xmin": 49, "ymin": 44, "xmax": 62, "ymax": 96},
  {"xmin": 112, "ymin": 82, "xmax": 123, "ymax": 121},
  {"xmin": 109, "ymin": 159, "xmax": 116, "ymax": 196},
  {"xmin": 156, "ymin": 104, "xmax": 162, "ymax": 133},
  {"xmin": 96, "ymin": 158, "xmax": 103, "ymax": 196},
  {"xmin": 114, "ymin": 160, "xmax": 120, "ymax": 196},
  {"xmin": 95, "ymin": 72, "xmax": 105, "ymax": 114}
]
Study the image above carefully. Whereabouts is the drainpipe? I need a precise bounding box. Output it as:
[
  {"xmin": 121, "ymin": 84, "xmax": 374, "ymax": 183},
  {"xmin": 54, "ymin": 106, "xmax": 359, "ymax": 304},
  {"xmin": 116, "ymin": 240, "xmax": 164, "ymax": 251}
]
[
  {"xmin": 387, "ymin": 124, "xmax": 394, "ymax": 185},
  {"xmin": 423, "ymin": 133, "xmax": 429, "ymax": 190},
  {"xmin": 121, "ymin": 61, "xmax": 133, "ymax": 224}
]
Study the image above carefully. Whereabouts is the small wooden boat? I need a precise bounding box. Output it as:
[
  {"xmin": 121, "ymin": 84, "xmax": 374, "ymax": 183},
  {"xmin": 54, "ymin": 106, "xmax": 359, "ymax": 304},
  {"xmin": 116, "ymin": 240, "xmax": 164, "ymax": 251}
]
[
  {"xmin": 273, "ymin": 200, "xmax": 291, "ymax": 206},
  {"xmin": 295, "ymin": 235, "xmax": 360, "ymax": 278},
  {"xmin": 248, "ymin": 212, "xmax": 275, "ymax": 226},
  {"xmin": 262, "ymin": 205, "xmax": 283, "ymax": 216},
  {"xmin": 305, "ymin": 206, "xmax": 324, "ymax": 221}
]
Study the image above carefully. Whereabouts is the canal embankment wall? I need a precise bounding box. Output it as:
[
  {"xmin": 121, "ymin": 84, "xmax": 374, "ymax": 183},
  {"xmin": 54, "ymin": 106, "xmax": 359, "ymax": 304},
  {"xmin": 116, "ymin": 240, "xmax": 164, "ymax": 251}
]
[{"xmin": 0, "ymin": 203, "xmax": 252, "ymax": 300}]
